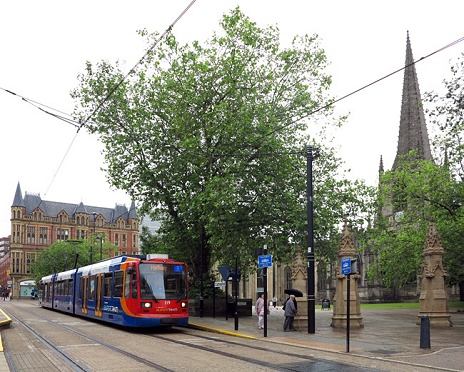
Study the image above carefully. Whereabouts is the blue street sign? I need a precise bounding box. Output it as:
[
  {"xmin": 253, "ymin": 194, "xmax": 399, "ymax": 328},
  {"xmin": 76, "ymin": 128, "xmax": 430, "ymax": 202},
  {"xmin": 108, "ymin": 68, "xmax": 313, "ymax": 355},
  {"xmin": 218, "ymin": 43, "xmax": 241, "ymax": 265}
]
[
  {"xmin": 341, "ymin": 257, "xmax": 351, "ymax": 275},
  {"xmin": 258, "ymin": 254, "xmax": 273, "ymax": 268}
]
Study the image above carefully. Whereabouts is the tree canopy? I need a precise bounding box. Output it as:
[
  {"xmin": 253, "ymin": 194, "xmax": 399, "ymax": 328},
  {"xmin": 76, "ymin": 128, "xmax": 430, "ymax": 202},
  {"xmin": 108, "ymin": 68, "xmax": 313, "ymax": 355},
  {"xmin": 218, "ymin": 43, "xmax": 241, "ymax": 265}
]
[
  {"xmin": 425, "ymin": 53, "xmax": 464, "ymax": 180},
  {"xmin": 31, "ymin": 238, "xmax": 118, "ymax": 283},
  {"xmin": 71, "ymin": 8, "xmax": 375, "ymax": 289},
  {"xmin": 368, "ymin": 154, "xmax": 464, "ymax": 298}
]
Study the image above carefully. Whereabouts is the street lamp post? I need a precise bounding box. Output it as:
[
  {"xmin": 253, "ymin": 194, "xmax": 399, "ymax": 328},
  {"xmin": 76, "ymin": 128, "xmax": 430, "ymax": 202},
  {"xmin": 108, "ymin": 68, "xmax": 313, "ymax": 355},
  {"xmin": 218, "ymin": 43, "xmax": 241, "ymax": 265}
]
[
  {"xmin": 90, "ymin": 212, "xmax": 97, "ymax": 264},
  {"xmin": 99, "ymin": 237, "xmax": 103, "ymax": 261},
  {"xmin": 306, "ymin": 144, "xmax": 318, "ymax": 334}
]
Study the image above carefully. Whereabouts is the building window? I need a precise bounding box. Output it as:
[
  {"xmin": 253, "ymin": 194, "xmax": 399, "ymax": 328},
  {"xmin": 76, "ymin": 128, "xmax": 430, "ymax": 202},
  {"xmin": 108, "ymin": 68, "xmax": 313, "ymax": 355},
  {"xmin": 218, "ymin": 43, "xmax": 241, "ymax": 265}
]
[
  {"xmin": 122, "ymin": 234, "xmax": 126, "ymax": 247},
  {"xmin": 13, "ymin": 224, "xmax": 21, "ymax": 243},
  {"xmin": 115, "ymin": 233, "xmax": 119, "ymax": 246},
  {"xmin": 284, "ymin": 267, "xmax": 292, "ymax": 290},
  {"xmin": 27, "ymin": 226, "xmax": 36, "ymax": 244},
  {"xmin": 26, "ymin": 253, "xmax": 35, "ymax": 273},
  {"xmin": 12, "ymin": 252, "xmax": 21, "ymax": 273},
  {"xmin": 57, "ymin": 228, "xmax": 69, "ymax": 241},
  {"xmin": 77, "ymin": 229, "xmax": 86, "ymax": 239},
  {"xmin": 39, "ymin": 227, "xmax": 48, "ymax": 245}
]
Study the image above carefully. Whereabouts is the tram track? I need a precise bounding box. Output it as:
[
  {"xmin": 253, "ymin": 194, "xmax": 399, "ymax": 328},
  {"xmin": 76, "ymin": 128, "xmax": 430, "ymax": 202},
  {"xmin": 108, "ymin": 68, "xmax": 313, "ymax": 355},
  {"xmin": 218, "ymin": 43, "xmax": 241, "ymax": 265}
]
[
  {"xmin": 2, "ymin": 302, "xmax": 380, "ymax": 371},
  {"xmin": 2, "ymin": 303, "xmax": 174, "ymax": 371},
  {"xmin": 4, "ymin": 310, "xmax": 90, "ymax": 372},
  {"xmin": 146, "ymin": 327, "xmax": 338, "ymax": 371},
  {"xmin": 4, "ymin": 303, "xmax": 314, "ymax": 371}
]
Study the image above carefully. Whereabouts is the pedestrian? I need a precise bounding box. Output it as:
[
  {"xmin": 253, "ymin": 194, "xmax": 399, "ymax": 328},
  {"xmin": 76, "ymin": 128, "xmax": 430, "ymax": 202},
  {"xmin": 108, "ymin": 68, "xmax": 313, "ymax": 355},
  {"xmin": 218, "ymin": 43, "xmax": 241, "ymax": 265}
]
[
  {"xmin": 283, "ymin": 294, "xmax": 298, "ymax": 331},
  {"xmin": 9, "ymin": 291, "xmax": 12, "ymax": 301},
  {"xmin": 255, "ymin": 293, "xmax": 265, "ymax": 329},
  {"xmin": 283, "ymin": 295, "xmax": 298, "ymax": 312}
]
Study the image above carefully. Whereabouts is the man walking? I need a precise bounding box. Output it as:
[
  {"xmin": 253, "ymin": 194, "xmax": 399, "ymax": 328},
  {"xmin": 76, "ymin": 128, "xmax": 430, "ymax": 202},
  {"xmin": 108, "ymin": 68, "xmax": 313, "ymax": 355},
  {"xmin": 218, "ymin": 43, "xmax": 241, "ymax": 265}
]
[{"xmin": 283, "ymin": 294, "xmax": 298, "ymax": 331}]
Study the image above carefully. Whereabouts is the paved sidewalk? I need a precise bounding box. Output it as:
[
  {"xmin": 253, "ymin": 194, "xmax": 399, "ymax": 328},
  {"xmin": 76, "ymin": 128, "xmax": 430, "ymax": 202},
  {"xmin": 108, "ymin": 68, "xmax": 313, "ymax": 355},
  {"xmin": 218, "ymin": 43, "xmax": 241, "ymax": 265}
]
[
  {"xmin": 0, "ymin": 307, "xmax": 12, "ymax": 372},
  {"xmin": 189, "ymin": 306, "xmax": 464, "ymax": 371}
]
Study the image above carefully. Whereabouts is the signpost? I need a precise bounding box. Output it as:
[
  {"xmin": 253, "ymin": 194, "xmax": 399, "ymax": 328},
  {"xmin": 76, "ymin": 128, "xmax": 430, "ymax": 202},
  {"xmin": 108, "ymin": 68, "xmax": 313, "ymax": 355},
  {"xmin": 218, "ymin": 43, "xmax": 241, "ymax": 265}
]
[
  {"xmin": 258, "ymin": 247, "xmax": 271, "ymax": 337},
  {"xmin": 341, "ymin": 256, "xmax": 357, "ymax": 353},
  {"xmin": 341, "ymin": 257, "xmax": 351, "ymax": 275},
  {"xmin": 258, "ymin": 254, "xmax": 273, "ymax": 268}
]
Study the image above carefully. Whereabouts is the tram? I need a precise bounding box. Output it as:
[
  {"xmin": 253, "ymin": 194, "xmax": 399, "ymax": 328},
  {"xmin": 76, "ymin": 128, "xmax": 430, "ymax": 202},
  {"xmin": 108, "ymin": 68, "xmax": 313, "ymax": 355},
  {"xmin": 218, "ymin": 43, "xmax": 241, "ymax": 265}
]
[{"xmin": 40, "ymin": 254, "xmax": 189, "ymax": 327}]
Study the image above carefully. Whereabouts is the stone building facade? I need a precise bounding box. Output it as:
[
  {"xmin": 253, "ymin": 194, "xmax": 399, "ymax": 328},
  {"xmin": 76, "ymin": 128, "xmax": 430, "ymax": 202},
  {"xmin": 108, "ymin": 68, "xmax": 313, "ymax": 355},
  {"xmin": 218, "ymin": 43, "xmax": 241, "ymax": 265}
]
[{"xmin": 8, "ymin": 182, "xmax": 139, "ymax": 298}]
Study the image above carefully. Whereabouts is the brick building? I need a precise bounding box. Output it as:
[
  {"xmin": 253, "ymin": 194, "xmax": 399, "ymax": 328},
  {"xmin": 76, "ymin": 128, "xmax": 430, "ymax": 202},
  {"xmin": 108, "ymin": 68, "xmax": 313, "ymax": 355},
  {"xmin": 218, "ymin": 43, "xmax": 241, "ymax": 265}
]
[
  {"xmin": 9, "ymin": 182, "xmax": 139, "ymax": 298},
  {"xmin": 0, "ymin": 236, "xmax": 10, "ymax": 295}
]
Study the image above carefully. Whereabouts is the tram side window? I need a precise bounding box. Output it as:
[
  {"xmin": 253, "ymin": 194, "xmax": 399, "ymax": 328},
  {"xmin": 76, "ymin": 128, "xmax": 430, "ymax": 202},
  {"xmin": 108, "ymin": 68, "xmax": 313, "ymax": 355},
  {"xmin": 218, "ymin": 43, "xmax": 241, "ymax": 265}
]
[
  {"xmin": 103, "ymin": 273, "xmax": 112, "ymax": 297},
  {"xmin": 68, "ymin": 279, "xmax": 73, "ymax": 295},
  {"xmin": 89, "ymin": 275, "xmax": 96, "ymax": 301},
  {"xmin": 114, "ymin": 271, "xmax": 123, "ymax": 298}
]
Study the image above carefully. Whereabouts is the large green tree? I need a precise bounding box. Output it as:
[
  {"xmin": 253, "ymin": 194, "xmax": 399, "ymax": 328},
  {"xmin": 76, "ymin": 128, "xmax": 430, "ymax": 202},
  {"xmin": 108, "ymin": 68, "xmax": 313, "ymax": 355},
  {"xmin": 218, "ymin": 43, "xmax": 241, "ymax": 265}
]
[
  {"xmin": 368, "ymin": 155, "xmax": 464, "ymax": 299},
  {"xmin": 71, "ymin": 8, "xmax": 375, "ymax": 289}
]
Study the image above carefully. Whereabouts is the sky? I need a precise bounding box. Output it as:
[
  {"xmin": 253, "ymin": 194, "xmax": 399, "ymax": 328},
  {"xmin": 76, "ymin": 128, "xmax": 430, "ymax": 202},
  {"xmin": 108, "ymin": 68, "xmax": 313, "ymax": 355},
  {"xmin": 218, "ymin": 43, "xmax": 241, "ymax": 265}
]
[{"xmin": 1, "ymin": 0, "xmax": 463, "ymax": 236}]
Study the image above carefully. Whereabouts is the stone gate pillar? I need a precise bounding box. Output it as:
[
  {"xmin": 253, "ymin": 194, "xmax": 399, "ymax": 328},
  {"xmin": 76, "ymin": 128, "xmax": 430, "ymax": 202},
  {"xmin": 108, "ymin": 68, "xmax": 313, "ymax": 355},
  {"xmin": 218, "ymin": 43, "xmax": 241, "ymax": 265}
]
[
  {"xmin": 417, "ymin": 222, "xmax": 452, "ymax": 327},
  {"xmin": 290, "ymin": 247, "xmax": 309, "ymax": 317},
  {"xmin": 331, "ymin": 221, "xmax": 363, "ymax": 329}
]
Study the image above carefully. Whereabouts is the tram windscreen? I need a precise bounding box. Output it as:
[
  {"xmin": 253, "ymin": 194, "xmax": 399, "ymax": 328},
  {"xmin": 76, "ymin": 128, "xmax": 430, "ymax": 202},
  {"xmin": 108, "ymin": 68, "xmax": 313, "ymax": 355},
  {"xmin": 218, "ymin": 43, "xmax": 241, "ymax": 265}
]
[{"xmin": 139, "ymin": 263, "xmax": 187, "ymax": 300}]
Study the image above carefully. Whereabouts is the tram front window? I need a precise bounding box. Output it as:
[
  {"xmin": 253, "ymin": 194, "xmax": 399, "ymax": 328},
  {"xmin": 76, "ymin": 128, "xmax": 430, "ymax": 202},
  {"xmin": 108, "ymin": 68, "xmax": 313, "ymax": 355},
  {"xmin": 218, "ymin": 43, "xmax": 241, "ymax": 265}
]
[{"xmin": 139, "ymin": 263, "xmax": 186, "ymax": 300}]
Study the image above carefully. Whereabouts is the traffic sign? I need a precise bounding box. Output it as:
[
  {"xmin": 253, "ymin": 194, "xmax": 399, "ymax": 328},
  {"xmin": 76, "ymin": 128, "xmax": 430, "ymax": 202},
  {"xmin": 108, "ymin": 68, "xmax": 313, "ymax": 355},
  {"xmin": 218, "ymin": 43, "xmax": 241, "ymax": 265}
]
[
  {"xmin": 258, "ymin": 254, "xmax": 273, "ymax": 268},
  {"xmin": 341, "ymin": 257, "xmax": 351, "ymax": 275}
]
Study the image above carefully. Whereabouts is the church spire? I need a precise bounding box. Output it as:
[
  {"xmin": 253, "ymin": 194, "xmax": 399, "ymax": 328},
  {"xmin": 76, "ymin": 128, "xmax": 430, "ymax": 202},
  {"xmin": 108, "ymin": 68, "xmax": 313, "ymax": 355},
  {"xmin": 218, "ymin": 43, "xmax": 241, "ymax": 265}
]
[
  {"xmin": 392, "ymin": 32, "xmax": 433, "ymax": 169},
  {"xmin": 12, "ymin": 182, "xmax": 24, "ymax": 207}
]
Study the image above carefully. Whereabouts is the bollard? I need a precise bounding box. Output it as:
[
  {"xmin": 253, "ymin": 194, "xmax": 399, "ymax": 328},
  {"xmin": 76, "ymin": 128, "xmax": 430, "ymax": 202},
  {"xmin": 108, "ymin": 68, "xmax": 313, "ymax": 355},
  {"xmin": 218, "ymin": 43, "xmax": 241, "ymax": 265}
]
[{"xmin": 420, "ymin": 315, "xmax": 431, "ymax": 349}]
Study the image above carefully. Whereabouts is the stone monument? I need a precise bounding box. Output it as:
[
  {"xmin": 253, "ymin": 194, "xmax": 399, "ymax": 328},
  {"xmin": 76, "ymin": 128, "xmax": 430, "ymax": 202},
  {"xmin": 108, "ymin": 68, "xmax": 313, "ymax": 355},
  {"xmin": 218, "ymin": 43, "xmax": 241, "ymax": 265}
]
[
  {"xmin": 290, "ymin": 247, "xmax": 308, "ymax": 317},
  {"xmin": 417, "ymin": 222, "xmax": 452, "ymax": 327},
  {"xmin": 331, "ymin": 221, "xmax": 363, "ymax": 329}
]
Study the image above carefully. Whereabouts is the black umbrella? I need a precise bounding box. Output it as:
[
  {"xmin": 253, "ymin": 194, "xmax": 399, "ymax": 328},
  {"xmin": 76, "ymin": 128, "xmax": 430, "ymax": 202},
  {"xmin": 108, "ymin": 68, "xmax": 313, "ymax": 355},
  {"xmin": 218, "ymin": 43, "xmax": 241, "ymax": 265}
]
[{"xmin": 284, "ymin": 288, "xmax": 303, "ymax": 297}]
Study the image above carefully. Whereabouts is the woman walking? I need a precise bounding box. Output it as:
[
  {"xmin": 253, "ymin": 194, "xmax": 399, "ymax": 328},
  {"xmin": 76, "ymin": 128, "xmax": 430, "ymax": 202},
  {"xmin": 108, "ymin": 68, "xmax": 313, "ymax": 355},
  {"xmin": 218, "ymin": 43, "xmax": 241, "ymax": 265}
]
[{"xmin": 255, "ymin": 293, "xmax": 265, "ymax": 329}]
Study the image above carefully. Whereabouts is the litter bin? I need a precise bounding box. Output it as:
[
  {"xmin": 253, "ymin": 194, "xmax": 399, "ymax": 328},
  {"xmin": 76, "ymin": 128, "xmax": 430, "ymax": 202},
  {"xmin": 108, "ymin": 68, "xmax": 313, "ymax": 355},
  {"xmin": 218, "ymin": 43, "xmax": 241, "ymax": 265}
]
[
  {"xmin": 227, "ymin": 299, "xmax": 252, "ymax": 316},
  {"xmin": 321, "ymin": 299, "xmax": 331, "ymax": 310},
  {"xmin": 420, "ymin": 315, "xmax": 431, "ymax": 349}
]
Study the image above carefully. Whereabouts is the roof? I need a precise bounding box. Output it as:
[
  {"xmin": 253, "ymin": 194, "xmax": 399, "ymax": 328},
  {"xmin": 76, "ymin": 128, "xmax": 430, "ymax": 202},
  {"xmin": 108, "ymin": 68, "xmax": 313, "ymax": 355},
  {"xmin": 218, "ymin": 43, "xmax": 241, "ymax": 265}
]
[{"xmin": 13, "ymin": 182, "xmax": 137, "ymax": 223}]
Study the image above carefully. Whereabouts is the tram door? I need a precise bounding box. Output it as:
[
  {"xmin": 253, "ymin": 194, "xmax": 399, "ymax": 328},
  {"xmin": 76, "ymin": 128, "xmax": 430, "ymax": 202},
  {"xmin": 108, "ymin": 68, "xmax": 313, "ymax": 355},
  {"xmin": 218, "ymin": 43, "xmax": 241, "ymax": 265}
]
[
  {"xmin": 81, "ymin": 276, "xmax": 88, "ymax": 314},
  {"xmin": 95, "ymin": 274, "xmax": 103, "ymax": 317}
]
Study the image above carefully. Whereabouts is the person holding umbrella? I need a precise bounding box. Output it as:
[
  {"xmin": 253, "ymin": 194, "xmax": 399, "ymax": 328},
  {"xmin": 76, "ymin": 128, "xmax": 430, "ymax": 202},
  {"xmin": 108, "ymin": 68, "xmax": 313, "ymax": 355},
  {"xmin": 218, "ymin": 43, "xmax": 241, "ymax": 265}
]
[{"xmin": 283, "ymin": 294, "xmax": 298, "ymax": 331}]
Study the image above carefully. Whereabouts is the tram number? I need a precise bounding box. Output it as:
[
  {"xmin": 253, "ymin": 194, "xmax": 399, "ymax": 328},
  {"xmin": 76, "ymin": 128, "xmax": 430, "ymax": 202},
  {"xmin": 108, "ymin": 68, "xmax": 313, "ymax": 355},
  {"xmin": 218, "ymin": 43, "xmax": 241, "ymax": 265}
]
[{"xmin": 150, "ymin": 265, "xmax": 166, "ymax": 271}]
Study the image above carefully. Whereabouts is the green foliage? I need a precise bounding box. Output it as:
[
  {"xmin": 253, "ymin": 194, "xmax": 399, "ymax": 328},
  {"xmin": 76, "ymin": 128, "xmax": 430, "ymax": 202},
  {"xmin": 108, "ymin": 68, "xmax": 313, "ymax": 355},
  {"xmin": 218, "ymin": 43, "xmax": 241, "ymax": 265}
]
[
  {"xmin": 368, "ymin": 155, "xmax": 464, "ymax": 290},
  {"xmin": 71, "ymin": 7, "xmax": 376, "ymax": 285},
  {"xmin": 30, "ymin": 238, "xmax": 119, "ymax": 283},
  {"xmin": 424, "ymin": 53, "xmax": 464, "ymax": 181}
]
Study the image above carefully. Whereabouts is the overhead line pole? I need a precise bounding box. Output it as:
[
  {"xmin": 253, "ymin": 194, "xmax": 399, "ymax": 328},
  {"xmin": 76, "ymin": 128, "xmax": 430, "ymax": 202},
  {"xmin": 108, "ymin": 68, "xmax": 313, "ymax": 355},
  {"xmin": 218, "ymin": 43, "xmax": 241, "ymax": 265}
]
[{"xmin": 306, "ymin": 144, "xmax": 317, "ymax": 334}]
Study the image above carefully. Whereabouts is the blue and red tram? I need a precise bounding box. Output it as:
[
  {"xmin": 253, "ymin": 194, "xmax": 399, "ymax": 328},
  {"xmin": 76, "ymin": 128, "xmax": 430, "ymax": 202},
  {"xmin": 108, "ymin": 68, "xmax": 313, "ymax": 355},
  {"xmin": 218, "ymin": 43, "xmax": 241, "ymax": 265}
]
[{"xmin": 40, "ymin": 254, "xmax": 189, "ymax": 327}]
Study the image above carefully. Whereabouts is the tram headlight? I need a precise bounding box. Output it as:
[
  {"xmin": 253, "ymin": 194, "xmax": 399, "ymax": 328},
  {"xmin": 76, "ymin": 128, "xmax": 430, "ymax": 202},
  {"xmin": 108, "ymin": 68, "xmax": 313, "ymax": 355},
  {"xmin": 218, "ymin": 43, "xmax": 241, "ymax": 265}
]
[
  {"xmin": 181, "ymin": 301, "xmax": 187, "ymax": 308},
  {"xmin": 141, "ymin": 302, "xmax": 152, "ymax": 308}
]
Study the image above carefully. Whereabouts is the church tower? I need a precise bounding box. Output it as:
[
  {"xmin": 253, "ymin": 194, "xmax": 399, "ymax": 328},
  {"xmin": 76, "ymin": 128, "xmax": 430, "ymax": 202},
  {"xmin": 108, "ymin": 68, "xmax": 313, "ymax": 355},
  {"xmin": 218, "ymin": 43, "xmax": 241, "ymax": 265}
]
[
  {"xmin": 392, "ymin": 31, "xmax": 433, "ymax": 170},
  {"xmin": 364, "ymin": 33, "xmax": 435, "ymax": 301},
  {"xmin": 379, "ymin": 32, "xmax": 434, "ymax": 222}
]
